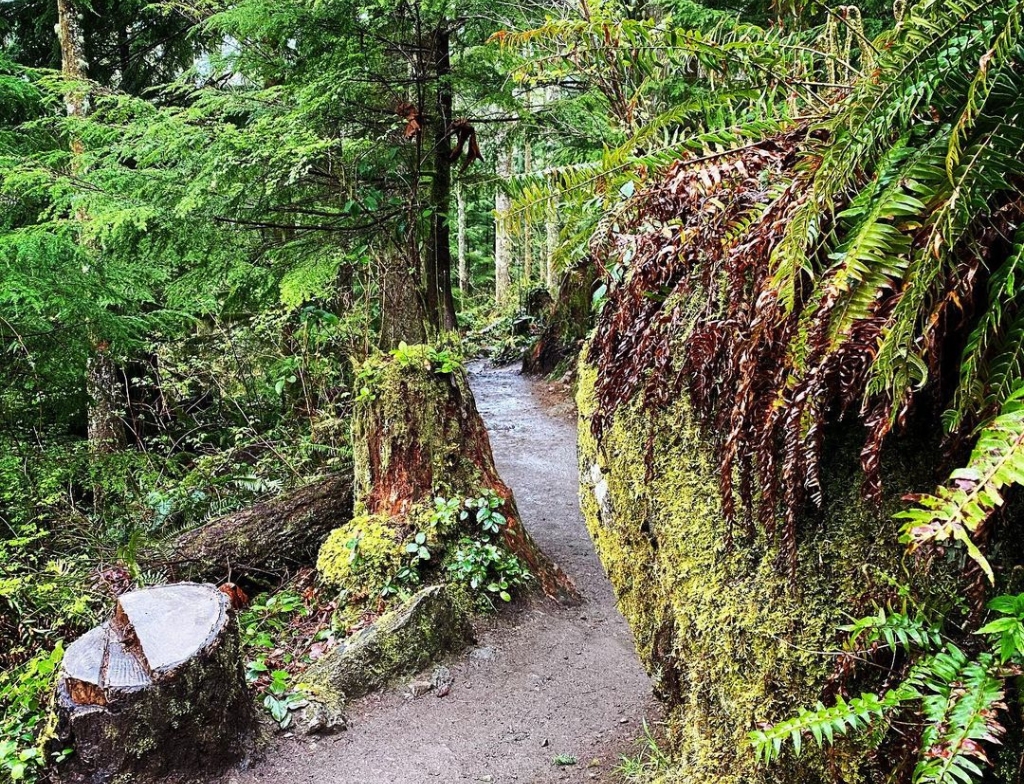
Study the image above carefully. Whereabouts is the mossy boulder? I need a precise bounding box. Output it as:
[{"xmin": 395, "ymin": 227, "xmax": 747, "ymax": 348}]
[
  {"xmin": 576, "ymin": 359, "xmax": 937, "ymax": 784},
  {"xmin": 317, "ymin": 514, "xmax": 408, "ymax": 597},
  {"xmin": 302, "ymin": 585, "xmax": 473, "ymax": 703}
]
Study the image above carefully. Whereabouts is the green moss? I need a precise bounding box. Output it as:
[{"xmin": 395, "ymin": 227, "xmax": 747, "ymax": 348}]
[
  {"xmin": 303, "ymin": 585, "xmax": 473, "ymax": 700},
  {"xmin": 317, "ymin": 514, "xmax": 407, "ymax": 596},
  {"xmin": 352, "ymin": 346, "xmax": 482, "ymax": 512},
  {"xmin": 576, "ymin": 359, "xmax": 923, "ymax": 784}
]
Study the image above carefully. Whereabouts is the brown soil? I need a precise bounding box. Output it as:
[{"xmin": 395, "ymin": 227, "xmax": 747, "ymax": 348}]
[{"xmin": 230, "ymin": 361, "xmax": 656, "ymax": 784}]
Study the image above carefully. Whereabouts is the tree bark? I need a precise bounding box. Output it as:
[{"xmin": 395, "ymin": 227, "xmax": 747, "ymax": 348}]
[
  {"xmin": 546, "ymin": 196, "xmax": 558, "ymax": 292},
  {"xmin": 56, "ymin": 584, "xmax": 254, "ymax": 784},
  {"xmin": 380, "ymin": 249, "xmax": 428, "ymax": 349},
  {"xmin": 58, "ymin": 0, "xmax": 128, "ymax": 490},
  {"xmin": 457, "ymin": 181, "xmax": 468, "ymax": 294},
  {"xmin": 424, "ymin": 27, "xmax": 457, "ymax": 333},
  {"xmin": 522, "ymin": 145, "xmax": 532, "ymax": 286},
  {"xmin": 173, "ymin": 472, "xmax": 354, "ymax": 585},
  {"xmin": 86, "ymin": 348, "xmax": 127, "ymax": 455},
  {"xmin": 494, "ymin": 149, "xmax": 512, "ymax": 305},
  {"xmin": 353, "ymin": 350, "xmax": 578, "ymax": 604}
]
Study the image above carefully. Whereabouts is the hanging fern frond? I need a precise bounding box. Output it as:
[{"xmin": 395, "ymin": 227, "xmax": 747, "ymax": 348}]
[
  {"xmin": 913, "ymin": 648, "xmax": 1007, "ymax": 784},
  {"xmin": 751, "ymin": 643, "xmax": 1008, "ymax": 784},
  {"xmin": 898, "ymin": 386, "xmax": 1024, "ymax": 583}
]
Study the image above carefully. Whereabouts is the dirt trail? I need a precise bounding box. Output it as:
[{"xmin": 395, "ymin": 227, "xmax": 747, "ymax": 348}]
[{"xmin": 233, "ymin": 362, "xmax": 654, "ymax": 784}]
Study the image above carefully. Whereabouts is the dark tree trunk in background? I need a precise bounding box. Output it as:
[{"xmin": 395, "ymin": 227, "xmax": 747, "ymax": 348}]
[
  {"xmin": 58, "ymin": 0, "xmax": 128, "ymax": 500},
  {"xmin": 86, "ymin": 348, "xmax": 127, "ymax": 454},
  {"xmin": 425, "ymin": 27, "xmax": 457, "ymax": 333},
  {"xmin": 380, "ymin": 251, "xmax": 428, "ymax": 349},
  {"xmin": 457, "ymin": 181, "xmax": 469, "ymax": 293}
]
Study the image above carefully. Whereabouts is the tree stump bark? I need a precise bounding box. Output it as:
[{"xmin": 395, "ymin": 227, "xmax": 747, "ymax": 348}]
[
  {"xmin": 522, "ymin": 262, "xmax": 598, "ymax": 377},
  {"xmin": 172, "ymin": 471, "xmax": 353, "ymax": 585},
  {"xmin": 353, "ymin": 347, "xmax": 578, "ymax": 604},
  {"xmin": 55, "ymin": 584, "xmax": 254, "ymax": 784}
]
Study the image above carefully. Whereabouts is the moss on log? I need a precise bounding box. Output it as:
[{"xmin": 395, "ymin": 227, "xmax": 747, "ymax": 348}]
[
  {"xmin": 304, "ymin": 584, "xmax": 473, "ymax": 702},
  {"xmin": 173, "ymin": 471, "xmax": 353, "ymax": 584}
]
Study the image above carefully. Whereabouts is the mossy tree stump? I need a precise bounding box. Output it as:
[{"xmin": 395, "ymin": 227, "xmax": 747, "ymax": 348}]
[
  {"xmin": 345, "ymin": 345, "xmax": 577, "ymax": 604},
  {"xmin": 56, "ymin": 583, "xmax": 254, "ymax": 784}
]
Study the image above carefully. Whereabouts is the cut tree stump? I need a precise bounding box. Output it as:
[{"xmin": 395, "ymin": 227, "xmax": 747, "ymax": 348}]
[
  {"xmin": 173, "ymin": 471, "xmax": 353, "ymax": 585},
  {"xmin": 55, "ymin": 583, "xmax": 254, "ymax": 784},
  {"xmin": 522, "ymin": 263, "xmax": 597, "ymax": 377},
  {"xmin": 352, "ymin": 347, "xmax": 578, "ymax": 604}
]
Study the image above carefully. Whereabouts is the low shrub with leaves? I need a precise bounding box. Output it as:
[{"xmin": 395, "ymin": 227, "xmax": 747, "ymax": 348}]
[
  {"xmin": 0, "ymin": 645, "xmax": 71, "ymax": 784},
  {"xmin": 238, "ymin": 590, "xmax": 323, "ymax": 729},
  {"xmin": 751, "ymin": 595, "xmax": 1024, "ymax": 783}
]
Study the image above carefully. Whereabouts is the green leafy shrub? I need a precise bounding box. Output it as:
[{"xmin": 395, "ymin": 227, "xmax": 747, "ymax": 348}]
[
  {"xmin": 0, "ymin": 645, "xmax": 70, "ymax": 783},
  {"xmin": 445, "ymin": 538, "xmax": 531, "ymax": 604}
]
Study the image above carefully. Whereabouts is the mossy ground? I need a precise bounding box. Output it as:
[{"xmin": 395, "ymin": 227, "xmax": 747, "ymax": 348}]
[{"xmin": 576, "ymin": 359, "xmax": 931, "ymax": 784}]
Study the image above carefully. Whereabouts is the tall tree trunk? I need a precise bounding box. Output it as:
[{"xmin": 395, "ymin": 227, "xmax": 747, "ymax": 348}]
[
  {"xmin": 58, "ymin": 0, "xmax": 128, "ymax": 493},
  {"xmin": 494, "ymin": 149, "xmax": 512, "ymax": 305},
  {"xmin": 546, "ymin": 196, "xmax": 558, "ymax": 292},
  {"xmin": 424, "ymin": 27, "xmax": 457, "ymax": 333},
  {"xmin": 86, "ymin": 348, "xmax": 127, "ymax": 454},
  {"xmin": 522, "ymin": 145, "xmax": 532, "ymax": 287},
  {"xmin": 352, "ymin": 351, "xmax": 578, "ymax": 604},
  {"xmin": 457, "ymin": 181, "xmax": 468, "ymax": 294},
  {"xmin": 380, "ymin": 249, "xmax": 428, "ymax": 350}
]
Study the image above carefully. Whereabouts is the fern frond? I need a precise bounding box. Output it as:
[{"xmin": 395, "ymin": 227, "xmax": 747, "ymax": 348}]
[
  {"xmin": 914, "ymin": 648, "xmax": 1007, "ymax": 784},
  {"xmin": 750, "ymin": 689, "xmax": 907, "ymax": 764},
  {"xmin": 843, "ymin": 608, "xmax": 943, "ymax": 653},
  {"xmin": 952, "ymin": 232, "xmax": 1024, "ymax": 425},
  {"xmin": 898, "ymin": 386, "xmax": 1024, "ymax": 582},
  {"xmin": 946, "ymin": 2, "xmax": 1024, "ymax": 181}
]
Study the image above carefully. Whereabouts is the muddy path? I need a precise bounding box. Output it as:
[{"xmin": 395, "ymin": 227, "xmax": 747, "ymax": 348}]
[{"xmin": 233, "ymin": 362, "xmax": 655, "ymax": 784}]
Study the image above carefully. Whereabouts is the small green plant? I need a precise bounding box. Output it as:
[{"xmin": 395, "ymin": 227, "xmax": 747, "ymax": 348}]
[
  {"xmin": 261, "ymin": 669, "xmax": 308, "ymax": 730},
  {"xmin": 237, "ymin": 590, "xmax": 313, "ymax": 729},
  {"xmin": 553, "ymin": 754, "xmax": 577, "ymax": 766},
  {"xmin": 405, "ymin": 531, "xmax": 431, "ymax": 561},
  {"xmin": 428, "ymin": 347, "xmax": 462, "ymax": 375},
  {"xmin": 446, "ymin": 538, "xmax": 531, "ymax": 603},
  {"xmin": 461, "ymin": 492, "xmax": 507, "ymax": 535},
  {"xmin": 616, "ymin": 720, "xmax": 673, "ymax": 781},
  {"xmin": 387, "ymin": 342, "xmax": 464, "ymax": 375},
  {"xmin": 0, "ymin": 644, "xmax": 71, "ymax": 784},
  {"xmin": 239, "ymin": 591, "xmax": 306, "ymax": 650}
]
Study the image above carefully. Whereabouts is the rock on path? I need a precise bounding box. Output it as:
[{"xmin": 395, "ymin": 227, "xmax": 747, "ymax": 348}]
[{"xmin": 232, "ymin": 362, "xmax": 655, "ymax": 784}]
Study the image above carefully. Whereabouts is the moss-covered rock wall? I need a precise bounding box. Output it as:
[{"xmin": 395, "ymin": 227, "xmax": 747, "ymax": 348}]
[{"xmin": 576, "ymin": 359, "xmax": 933, "ymax": 783}]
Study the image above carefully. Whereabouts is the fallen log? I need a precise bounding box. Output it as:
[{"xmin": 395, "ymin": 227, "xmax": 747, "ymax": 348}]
[
  {"xmin": 173, "ymin": 471, "xmax": 353, "ymax": 584},
  {"xmin": 55, "ymin": 583, "xmax": 254, "ymax": 784}
]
